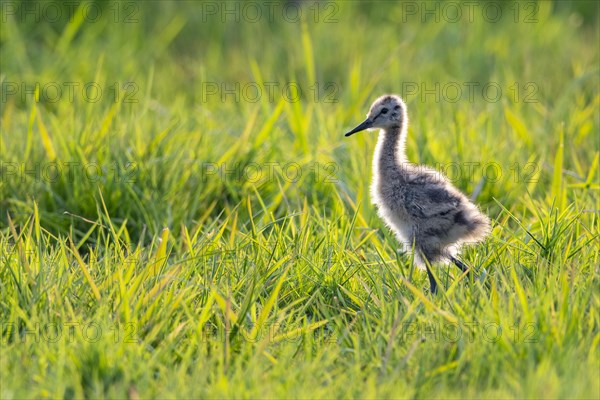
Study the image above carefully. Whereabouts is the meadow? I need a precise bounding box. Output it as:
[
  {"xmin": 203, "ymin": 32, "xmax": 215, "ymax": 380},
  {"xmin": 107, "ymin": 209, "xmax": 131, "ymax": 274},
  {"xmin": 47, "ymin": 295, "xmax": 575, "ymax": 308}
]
[{"xmin": 0, "ymin": 1, "xmax": 599, "ymax": 398}]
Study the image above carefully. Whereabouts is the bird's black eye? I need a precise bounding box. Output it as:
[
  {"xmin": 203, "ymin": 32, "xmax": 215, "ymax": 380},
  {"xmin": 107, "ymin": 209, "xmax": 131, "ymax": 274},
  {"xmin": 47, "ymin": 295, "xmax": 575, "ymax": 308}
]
[{"xmin": 381, "ymin": 108, "xmax": 389, "ymax": 114}]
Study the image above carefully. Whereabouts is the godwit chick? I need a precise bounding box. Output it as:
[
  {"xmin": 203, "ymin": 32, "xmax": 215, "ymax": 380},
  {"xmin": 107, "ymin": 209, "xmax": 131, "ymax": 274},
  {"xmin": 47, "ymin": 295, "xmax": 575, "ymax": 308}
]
[{"xmin": 345, "ymin": 94, "xmax": 490, "ymax": 293}]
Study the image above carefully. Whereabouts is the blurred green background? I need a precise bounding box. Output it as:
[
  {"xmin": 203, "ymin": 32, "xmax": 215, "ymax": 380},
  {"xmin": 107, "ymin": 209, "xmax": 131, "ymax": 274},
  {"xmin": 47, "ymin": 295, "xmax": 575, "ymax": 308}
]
[{"xmin": 1, "ymin": 0, "xmax": 598, "ymax": 240}]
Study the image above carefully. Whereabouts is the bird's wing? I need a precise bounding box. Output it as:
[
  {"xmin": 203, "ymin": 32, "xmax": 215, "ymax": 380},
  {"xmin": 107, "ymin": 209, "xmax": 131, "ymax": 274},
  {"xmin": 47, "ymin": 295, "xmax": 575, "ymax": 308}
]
[{"xmin": 403, "ymin": 168, "xmax": 462, "ymax": 218}]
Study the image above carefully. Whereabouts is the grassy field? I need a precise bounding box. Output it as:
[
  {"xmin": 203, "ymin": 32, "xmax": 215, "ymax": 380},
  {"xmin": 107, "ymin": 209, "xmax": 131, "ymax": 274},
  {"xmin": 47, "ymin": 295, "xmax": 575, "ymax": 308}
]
[{"xmin": 1, "ymin": 1, "xmax": 599, "ymax": 398}]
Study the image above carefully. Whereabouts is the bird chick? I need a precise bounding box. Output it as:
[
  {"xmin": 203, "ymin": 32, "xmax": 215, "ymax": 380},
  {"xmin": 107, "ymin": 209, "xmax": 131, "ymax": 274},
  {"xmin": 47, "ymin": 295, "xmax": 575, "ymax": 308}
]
[{"xmin": 345, "ymin": 94, "xmax": 490, "ymax": 293}]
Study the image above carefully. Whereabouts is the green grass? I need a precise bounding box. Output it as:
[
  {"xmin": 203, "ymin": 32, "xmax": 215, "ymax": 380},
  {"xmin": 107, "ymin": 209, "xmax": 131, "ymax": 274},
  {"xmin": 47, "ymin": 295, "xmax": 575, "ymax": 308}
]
[{"xmin": 1, "ymin": 1, "xmax": 599, "ymax": 398}]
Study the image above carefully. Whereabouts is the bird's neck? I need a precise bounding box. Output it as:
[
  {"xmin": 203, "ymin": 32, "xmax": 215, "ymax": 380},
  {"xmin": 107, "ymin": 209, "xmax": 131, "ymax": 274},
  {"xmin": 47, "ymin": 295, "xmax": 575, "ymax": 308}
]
[{"xmin": 373, "ymin": 124, "xmax": 407, "ymax": 176}]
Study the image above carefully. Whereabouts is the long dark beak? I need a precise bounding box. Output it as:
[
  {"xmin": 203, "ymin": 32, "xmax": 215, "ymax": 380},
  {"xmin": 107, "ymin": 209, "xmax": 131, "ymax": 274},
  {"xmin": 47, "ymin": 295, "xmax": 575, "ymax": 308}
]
[{"xmin": 344, "ymin": 119, "xmax": 373, "ymax": 137}]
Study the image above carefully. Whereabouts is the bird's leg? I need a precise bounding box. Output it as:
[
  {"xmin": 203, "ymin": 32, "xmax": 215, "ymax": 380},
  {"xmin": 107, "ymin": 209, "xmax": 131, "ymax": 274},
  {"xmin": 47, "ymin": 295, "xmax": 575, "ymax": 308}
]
[
  {"xmin": 450, "ymin": 256, "xmax": 470, "ymax": 276},
  {"xmin": 426, "ymin": 266, "xmax": 438, "ymax": 294},
  {"xmin": 450, "ymin": 256, "xmax": 488, "ymax": 287},
  {"xmin": 449, "ymin": 256, "xmax": 491, "ymax": 288}
]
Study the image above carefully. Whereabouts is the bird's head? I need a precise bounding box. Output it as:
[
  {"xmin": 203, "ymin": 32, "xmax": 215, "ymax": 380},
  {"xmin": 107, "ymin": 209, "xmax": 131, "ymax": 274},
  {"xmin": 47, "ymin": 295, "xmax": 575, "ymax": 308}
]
[{"xmin": 345, "ymin": 94, "xmax": 406, "ymax": 137}]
